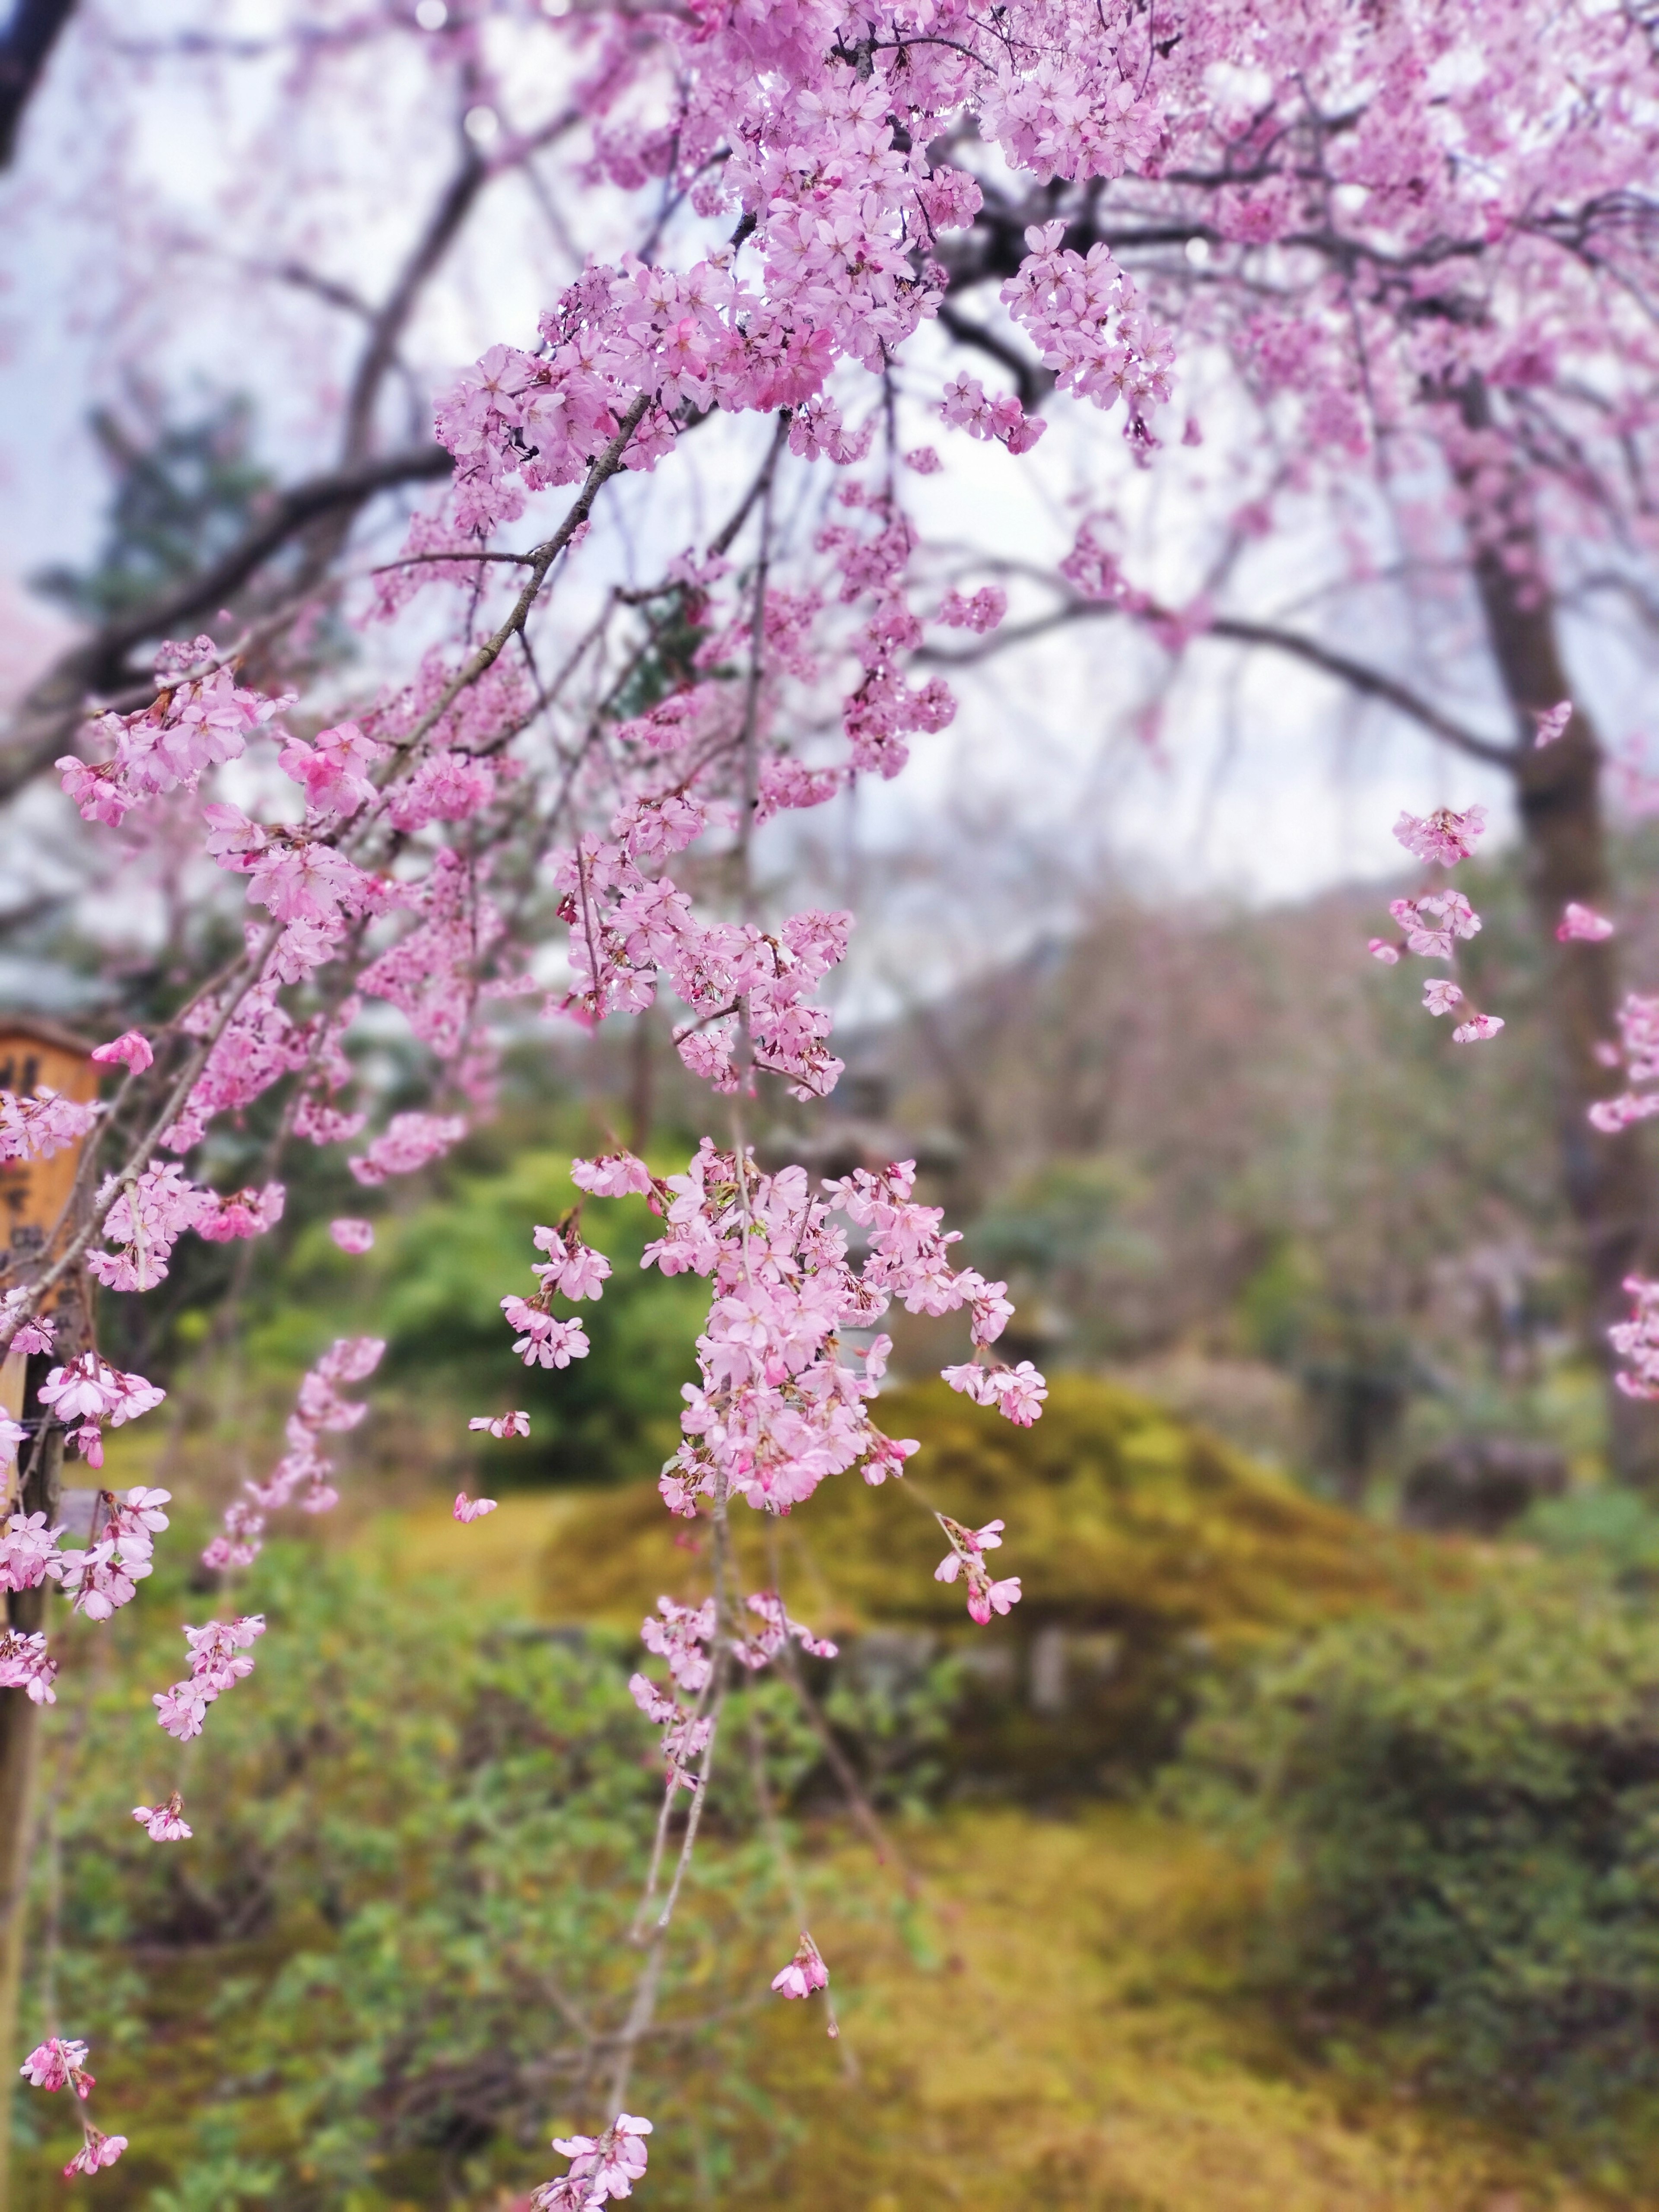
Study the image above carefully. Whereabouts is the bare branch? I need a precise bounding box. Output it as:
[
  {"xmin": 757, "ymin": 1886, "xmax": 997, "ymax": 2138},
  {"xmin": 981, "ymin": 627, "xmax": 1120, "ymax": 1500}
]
[
  {"xmin": 0, "ymin": 444, "xmax": 453, "ymax": 801},
  {"xmin": 923, "ymin": 595, "xmax": 1518, "ymax": 768},
  {"xmin": 341, "ymin": 148, "xmax": 489, "ymax": 466}
]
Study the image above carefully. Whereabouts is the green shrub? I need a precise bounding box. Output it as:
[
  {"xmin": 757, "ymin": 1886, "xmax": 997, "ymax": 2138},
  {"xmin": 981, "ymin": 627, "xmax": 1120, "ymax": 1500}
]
[
  {"xmin": 16, "ymin": 1541, "xmax": 847, "ymax": 2210},
  {"xmin": 1181, "ymin": 1568, "xmax": 1659, "ymax": 2139}
]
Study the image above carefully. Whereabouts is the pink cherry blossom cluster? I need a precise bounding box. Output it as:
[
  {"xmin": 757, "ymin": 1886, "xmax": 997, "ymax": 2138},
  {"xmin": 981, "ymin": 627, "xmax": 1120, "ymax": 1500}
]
[
  {"xmin": 467, "ymin": 1410, "xmax": 530, "ymax": 1440},
  {"xmin": 1610, "ymin": 1276, "xmax": 1659, "ymax": 1399},
  {"xmin": 201, "ymin": 1336, "xmax": 384, "ymax": 1570},
  {"xmin": 19, "ymin": 2037, "xmax": 126, "ymax": 2174},
  {"xmin": 549, "ymin": 828, "xmax": 853, "ymax": 1097},
  {"xmin": 87, "ymin": 1162, "xmax": 283, "ymax": 1294},
  {"xmin": 0, "ymin": 1087, "xmax": 99, "ymax": 1165},
  {"xmin": 0, "ymin": 1628, "xmax": 57, "ymax": 1705},
  {"xmin": 35, "ymin": 1355, "xmax": 165, "ymax": 1470},
  {"xmin": 1370, "ymin": 807, "xmax": 1505, "ymax": 1043},
  {"xmin": 1558, "ymin": 903, "xmax": 1615, "ymax": 943},
  {"xmin": 933, "ymin": 1514, "xmax": 1023, "ymax": 1624},
  {"xmin": 1001, "ymin": 223, "xmax": 1175, "ymax": 430},
  {"xmin": 57, "ymin": 639, "xmax": 289, "ymax": 830},
  {"xmin": 771, "ymin": 1929, "xmax": 830, "ymax": 2002},
  {"xmin": 1588, "ymin": 992, "xmax": 1659, "ymax": 1134},
  {"xmin": 735, "ymin": 1591, "xmax": 839, "ymax": 1669},
  {"xmin": 64, "ymin": 2129, "xmax": 128, "ymax": 2178},
  {"xmin": 132, "ymin": 1791, "xmax": 192, "ymax": 1842},
  {"xmin": 630, "ymin": 1596, "xmax": 718, "ymax": 1789},
  {"xmin": 0, "ymin": 1295, "xmax": 52, "ymax": 1360},
  {"xmin": 59, "ymin": 1485, "xmax": 171, "ymax": 1622},
  {"xmin": 20, "ymin": 2037, "xmax": 93, "ymax": 2098},
  {"xmin": 153, "ymin": 1615, "xmax": 266, "ymax": 1743},
  {"xmin": 532, "ymin": 2113, "xmax": 652, "ymax": 2212},
  {"xmin": 577, "ymin": 1142, "xmax": 1041, "ymax": 1520}
]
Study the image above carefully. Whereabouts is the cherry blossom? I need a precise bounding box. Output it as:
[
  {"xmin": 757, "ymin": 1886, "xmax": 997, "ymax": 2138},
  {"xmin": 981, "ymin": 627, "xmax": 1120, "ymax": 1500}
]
[
  {"xmin": 59, "ymin": 1539, "xmax": 153, "ymax": 1623},
  {"xmin": 202, "ymin": 1338, "xmax": 383, "ymax": 1570},
  {"xmin": 1558, "ymin": 903, "xmax": 1615, "ymax": 942},
  {"xmin": 0, "ymin": 1089, "xmax": 98, "ymax": 1165},
  {"xmin": 0, "ymin": 1513, "xmax": 65, "ymax": 1594},
  {"xmin": 1388, "ymin": 892, "xmax": 1481, "ymax": 961},
  {"xmin": 736, "ymin": 1592, "xmax": 839, "ymax": 1668},
  {"xmin": 0, "ymin": 1629, "xmax": 57, "ymax": 1704},
  {"xmin": 132, "ymin": 1792, "xmax": 192, "ymax": 1842},
  {"xmin": 37, "ymin": 1356, "xmax": 165, "ymax": 1469},
  {"xmin": 533, "ymin": 1225, "xmax": 612, "ymax": 1301},
  {"xmin": 534, "ymin": 2114, "xmax": 652, "ymax": 2210},
  {"xmin": 468, "ymin": 1411, "xmax": 530, "ymax": 1439},
  {"xmin": 349, "ymin": 1112, "xmax": 469, "ymax": 1186},
  {"xmin": 570, "ymin": 1153, "xmax": 655, "ymax": 1199},
  {"xmin": 89, "ymin": 1031, "xmax": 154, "ymax": 1073},
  {"xmin": 20, "ymin": 2038, "xmax": 92, "ymax": 2096},
  {"xmin": 934, "ymin": 1514, "xmax": 1024, "ymax": 1625},
  {"xmin": 1612, "ymin": 1277, "xmax": 1659, "ymax": 1398},
  {"xmin": 771, "ymin": 1930, "xmax": 830, "ymax": 2001},
  {"xmin": 1392, "ymin": 807, "xmax": 1488, "ymax": 869},
  {"xmin": 64, "ymin": 2129, "xmax": 127, "ymax": 2177},
  {"xmin": 329, "ymin": 1217, "xmax": 376, "ymax": 1254},
  {"xmin": 1534, "ymin": 702, "xmax": 1573, "ymax": 749},
  {"xmin": 453, "ymin": 1493, "xmax": 499, "ymax": 1523},
  {"xmin": 0, "ymin": 1297, "xmax": 52, "ymax": 1359},
  {"xmin": 153, "ymin": 1617, "xmax": 266, "ymax": 1743}
]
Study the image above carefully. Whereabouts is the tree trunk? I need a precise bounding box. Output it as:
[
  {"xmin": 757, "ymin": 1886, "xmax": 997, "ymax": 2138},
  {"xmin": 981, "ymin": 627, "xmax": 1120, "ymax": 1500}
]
[
  {"xmin": 1465, "ymin": 525, "xmax": 1659, "ymax": 1481},
  {"xmin": 0, "ymin": 1339, "xmax": 70, "ymax": 2212}
]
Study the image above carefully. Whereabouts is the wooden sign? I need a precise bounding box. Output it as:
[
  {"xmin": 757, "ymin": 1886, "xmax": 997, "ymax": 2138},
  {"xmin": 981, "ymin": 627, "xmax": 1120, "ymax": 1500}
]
[{"xmin": 0, "ymin": 1017, "xmax": 96, "ymax": 1425}]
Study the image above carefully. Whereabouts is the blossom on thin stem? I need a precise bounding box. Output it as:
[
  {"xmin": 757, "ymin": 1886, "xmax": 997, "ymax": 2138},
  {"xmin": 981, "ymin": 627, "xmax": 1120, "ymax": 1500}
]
[
  {"xmin": 64, "ymin": 2129, "xmax": 127, "ymax": 2177},
  {"xmin": 1392, "ymin": 804, "xmax": 1488, "ymax": 868},
  {"xmin": 468, "ymin": 1410, "xmax": 530, "ymax": 1439},
  {"xmin": 153, "ymin": 1616, "xmax": 265, "ymax": 1742},
  {"xmin": 934, "ymin": 1514, "xmax": 1023, "ymax": 1624},
  {"xmin": 132, "ymin": 1791, "xmax": 191, "ymax": 1842},
  {"xmin": 771, "ymin": 1929, "xmax": 830, "ymax": 2001},
  {"xmin": 20, "ymin": 2038, "xmax": 92, "ymax": 2097},
  {"xmin": 201, "ymin": 1337, "xmax": 383, "ymax": 1570},
  {"xmin": 533, "ymin": 2113, "xmax": 653, "ymax": 2210},
  {"xmin": 453, "ymin": 1493, "xmax": 499, "ymax": 1523}
]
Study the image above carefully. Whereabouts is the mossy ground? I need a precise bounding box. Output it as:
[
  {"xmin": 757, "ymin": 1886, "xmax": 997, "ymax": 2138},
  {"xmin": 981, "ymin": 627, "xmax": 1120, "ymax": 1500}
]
[{"xmin": 678, "ymin": 1806, "xmax": 1607, "ymax": 2212}]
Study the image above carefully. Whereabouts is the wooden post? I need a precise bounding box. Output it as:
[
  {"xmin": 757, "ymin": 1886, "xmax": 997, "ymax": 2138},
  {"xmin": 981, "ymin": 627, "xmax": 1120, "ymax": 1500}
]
[{"xmin": 0, "ymin": 1019, "xmax": 95, "ymax": 2211}]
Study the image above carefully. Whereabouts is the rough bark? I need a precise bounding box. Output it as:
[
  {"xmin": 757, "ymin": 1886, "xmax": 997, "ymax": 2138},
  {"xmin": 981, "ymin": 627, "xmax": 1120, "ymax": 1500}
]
[{"xmin": 1465, "ymin": 527, "xmax": 1659, "ymax": 1481}]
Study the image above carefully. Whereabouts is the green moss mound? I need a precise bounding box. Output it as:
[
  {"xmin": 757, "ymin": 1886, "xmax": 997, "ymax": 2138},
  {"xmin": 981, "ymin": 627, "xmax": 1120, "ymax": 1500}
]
[
  {"xmin": 542, "ymin": 1377, "xmax": 1452, "ymax": 1786},
  {"xmin": 542, "ymin": 1374, "xmax": 1438, "ymax": 1635}
]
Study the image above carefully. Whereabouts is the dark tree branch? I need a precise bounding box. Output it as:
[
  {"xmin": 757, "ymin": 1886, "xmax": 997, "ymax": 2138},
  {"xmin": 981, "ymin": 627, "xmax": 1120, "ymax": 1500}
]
[
  {"xmin": 922, "ymin": 595, "xmax": 1517, "ymax": 768},
  {"xmin": 934, "ymin": 302, "xmax": 1052, "ymax": 411},
  {"xmin": 0, "ymin": 443, "xmax": 453, "ymax": 801},
  {"xmin": 342, "ymin": 148, "xmax": 489, "ymax": 466},
  {"xmin": 0, "ymin": 0, "xmax": 76, "ymax": 166}
]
